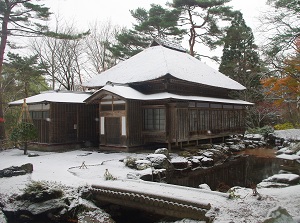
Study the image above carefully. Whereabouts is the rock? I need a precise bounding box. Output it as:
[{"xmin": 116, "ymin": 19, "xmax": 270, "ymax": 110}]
[
  {"xmin": 257, "ymin": 181, "xmax": 289, "ymax": 188},
  {"xmin": 154, "ymin": 148, "xmax": 169, "ymax": 157},
  {"xmin": 263, "ymin": 206, "xmax": 296, "ymax": 223},
  {"xmin": 127, "ymin": 172, "xmax": 143, "ymax": 180},
  {"xmin": 263, "ymin": 173, "xmax": 300, "ymax": 185},
  {"xmin": 201, "ymin": 157, "xmax": 214, "ymax": 167},
  {"xmin": 3, "ymin": 199, "xmax": 67, "ymax": 217},
  {"xmin": 78, "ymin": 209, "xmax": 115, "ymax": 223},
  {"xmin": 229, "ymin": 145, "xmax": 241, "ymax": 152},
  {"xmin": 202, "ymin": 151, "xmax": 214, "ymax": 158},
  {"xmin": 0, "ymin": 163, "xmax": 33, "ymax": 178},
  {"xmin": 0, "ymin": 210, "xmax": 7, "ymax": 223},
  {"xmin": 244, "ymin": 134, "xmax": 264, "ymax": 141},
  {"xmin": 27, "ymin": 198, "xmax": 67, "ymax": 215},
  {"xmin": 213, "ymin": 144, "xmax": 224, "ymax": 150},
  {"xmin": 289, "ymin": 142, "xmax": 300, "ymax": 154},
  {"xmin": 189, "ymin": 157, "xmax": 202, "ymax": 168},
  {"xmin": 170, "ymin": 156, "xmax": 189, "ymax": 169},
  {"xmin": 135, "ymin": 160, "xmax": 151, "ymax": 170},
  {"xmin": 248, "ymin": 145, "xmax": 257, "ymax": 149},
  {"xmin": 28, "ymin": 152, "xmax": 39, "ymax": 157},
  {"xmin": 146, "ymin": 154, "xmax": 172, "ymax": 169},
  {"xmin": 21, "ymin": 163, "xmax": 33, "ymax": 173},
  {"xmin": 199, "ymin": 184, "xmax": 211, "ymax": 191}
]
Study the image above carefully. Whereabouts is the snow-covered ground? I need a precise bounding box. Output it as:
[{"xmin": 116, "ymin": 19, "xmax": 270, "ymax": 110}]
[
  {"xmin": 0, "ymin": 147, "xmax": 300, "ymax": 223},
  {"xmin": 274, "ymin": 129, "xmax": 300, "ymax": 141}
]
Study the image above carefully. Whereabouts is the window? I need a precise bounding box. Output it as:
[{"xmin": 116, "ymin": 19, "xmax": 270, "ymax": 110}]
[
  {"xmin": 30, "ymin": 111, "xmax": 49, "ymax": 120},
  {"xmin": 144, "ymin": 108, "xmax": 165, "ymax": 131},
  {"xmin": 189, "ymin": 109, "xmax": 197, "ymax": 132}
]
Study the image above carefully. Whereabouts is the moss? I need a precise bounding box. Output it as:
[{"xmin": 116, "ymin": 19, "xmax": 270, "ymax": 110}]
[{"xmin": 17, "ymin": 181, "xmax": 63, "ymax": 202}]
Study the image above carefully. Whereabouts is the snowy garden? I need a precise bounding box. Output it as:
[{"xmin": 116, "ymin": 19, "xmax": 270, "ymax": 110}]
[{"xmin": 0, "ymin": 129, "xmax": 300, "ymax": 223}]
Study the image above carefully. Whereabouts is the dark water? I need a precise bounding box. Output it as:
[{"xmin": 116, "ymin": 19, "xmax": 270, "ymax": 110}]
[
  {"xmin": 106, "ymin": 148, "xmax": 282, "ymax": 222},
  {"xmin": 168, "ymin": 148, "xmax": 281, "ymax": 190}
]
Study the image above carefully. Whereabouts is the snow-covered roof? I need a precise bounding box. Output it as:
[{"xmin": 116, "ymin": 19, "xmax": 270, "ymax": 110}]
[
  {"xmin": 83, "ymin": 45, "xmax": 246, "ymax": 90},
  {"xmin": 86, "ymin": 85, "xmax": 253, "ymax": 105},
  {"xmin": 9, "ymin": 90, "xmax": 93, "ymax": 106},
  {"xmin": 149, "ymin": 39, "xmax": 186, "ymax": 52}
]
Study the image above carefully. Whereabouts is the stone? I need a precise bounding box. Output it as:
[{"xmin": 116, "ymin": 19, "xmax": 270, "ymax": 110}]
[
  {"xmin": 21, "ymin": 163, "xmax": 33, "ymax": 173},
  {"xmin": 127, "ymin": 172, "xmax": 143, "ymax": 180},
  {"xmin": 170, "ymin": 156, "xmax": 189, "ymax": 169},
  {"xmin": 0, "ymin": 210, "xmax": 7, "ymax": 223},
  {"xmin": 78, "ymin": 209, "xmax": 115, "ymax": 223},
  {"xmin": 154, "ymin": 148, "xmax": 169, "ymax": 157},
  {"xmin": 26, "ymin": 199, "xmax": 67, "ymax": 215},
  {"xmin": 229, "ymin": 145, "xmax": 241, "ymax": 152},
  {"xmin": 263, "ymin": 173, "xmax": 300, "ymax": 185},
  {"xmin": 135, "ymin": 160, "xmax": 151, "ymax": 170},
  {"xmin": 0, "ymin": 163, "xmax": 33, "ymax": 178},
  {"xmin": 28, "ymin": 153, "xmax": 39, "ymax": 157},
  {"xmin": 201, "ymin": 157, "xmax": 214, "ymax": 167},
  {"xmin": 199, "ymin": 184, "xmax": 211, "ymax": 191},
  {"xmin": 146, "ymin": 154, "xmax": 172, "ymax": 169},
  {"xmin": 263, "ymin": 206, "xmax": 296, "ymax": 223}
]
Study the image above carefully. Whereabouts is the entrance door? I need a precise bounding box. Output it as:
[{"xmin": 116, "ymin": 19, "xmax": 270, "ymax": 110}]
[{"xmin": 105, "ymin": 117, "xmax": 121, "ymax": 145}]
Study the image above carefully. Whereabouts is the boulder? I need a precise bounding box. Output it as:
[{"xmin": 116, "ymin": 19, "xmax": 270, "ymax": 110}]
[
  {"xmin": 146, "ymin": 154, "xmax": 172, "ymax": 169},
  {"xmin": 263, "ymin": 206, "xmax": 296, "ymax": 223},
  {"xmin": 170, "ymin": 156, "xmax": 189, "ymax": 169},
  {"xmin": 0, "ymin": 163, "xmax": 33, "ymax": 178},
  {"xmin": 3, "ymin": 198, "xmax": 66, "ymax": 217},
  {"xmin": 229, "ymin": 145, "xmax": 241, "ymax": 152},
  {"xmin": 201, "ymin": 157, "xmax": 214, "ymax": 167},
  {"xmin": 263, "ymin": 173, "xmax": 300, "ymax": 185},
  {"xmin": 154, "ymin": 148, "xmax": 169, "ymax": 157},
  {"xmin": 127, "ymin": 172, "xmax": 143, "ymax": 180},
  {"xmin": 135, "ymin": 160, "xmax": 151, "ymax": 170},
  {"xmin": 28, "ymin": 152, "xmax": 39, "ymax": 157},
  {"xmin": 78, "ymin": 209, "xmax": 115, "ymax": 223},
  {"xmin": 26, "ymin": 198, "xmax": 67, "ymax": 215},
  {"xmin": 21, "ymin": 163, "xmax": 33, "ymax": 173},
  {"xmin": 199, "ymin": 184, "xmax": 211, "ymax": 191},
  {"xmin": 0, "ymin": 210, "xmax": 7, "ymax": 223}
]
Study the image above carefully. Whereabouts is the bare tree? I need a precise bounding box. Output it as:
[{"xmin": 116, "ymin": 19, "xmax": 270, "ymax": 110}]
[
  {"xmin": 31, "ymin": 21, "xmax": 88, "ymax": 91},
  {"xmin": 85, "ymin": 20, "xmax": 120, "ymax": 74}
]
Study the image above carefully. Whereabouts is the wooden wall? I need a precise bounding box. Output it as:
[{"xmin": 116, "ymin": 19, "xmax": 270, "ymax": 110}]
[
  {"xmin": 127, "ymin": 100, "xmax": 143, "ymax": 146},
  {"xmin": 42, "ymin": 103, "xmax": 99, "ymax": 144},
  {"xmin": 130, "ymin": 76, "xmax": 231, "ymax": 98}
]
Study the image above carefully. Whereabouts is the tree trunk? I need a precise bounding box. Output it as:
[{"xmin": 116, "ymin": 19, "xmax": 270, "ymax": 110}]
[
  {"xmin": 24, "ymin": 141, "xmax": 28, "ymax": 155},
  {"xmin": 0, "ymin": 4, "xmax": 11, "ymax": 142}
]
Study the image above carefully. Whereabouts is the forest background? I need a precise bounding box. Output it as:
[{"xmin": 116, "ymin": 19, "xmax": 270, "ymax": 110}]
[{"xmin": 0, "ymin": 0, "xmax": 299, "ymax": 146}]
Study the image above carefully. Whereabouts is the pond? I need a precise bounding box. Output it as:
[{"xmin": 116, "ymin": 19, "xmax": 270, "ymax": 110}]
[
  {"xmin": 167, "ymin": 148, "xmax": 281, "ymax": 191},
  {"xmin": 105, "ymin": 148, "xmax": 283, "ymax": 223}
]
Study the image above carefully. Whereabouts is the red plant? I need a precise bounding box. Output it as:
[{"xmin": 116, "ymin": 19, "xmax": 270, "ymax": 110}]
[{"xmin": 0, "ymin": 117, "xmax": 5, "ymax": 123}]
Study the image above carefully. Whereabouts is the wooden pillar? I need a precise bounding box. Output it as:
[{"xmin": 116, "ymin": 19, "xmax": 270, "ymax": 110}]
[{"xmin": 168, "ymin": 142, "xmax": 172, "ymax": 152}]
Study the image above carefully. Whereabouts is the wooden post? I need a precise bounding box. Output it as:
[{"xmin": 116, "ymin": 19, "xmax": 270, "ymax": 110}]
[{"xmin": 168, "ymin": 142, "xmax": 171, "ymax": 152}]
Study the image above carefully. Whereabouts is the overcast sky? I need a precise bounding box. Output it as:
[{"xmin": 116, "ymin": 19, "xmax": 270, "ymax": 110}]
[
  {"xmin": 44, "ymin": 0, "xmax": 269, "ymax": 35},
  {"xmin": 42, "ymin": 0, "xmax": 271, "ymax": 68}
]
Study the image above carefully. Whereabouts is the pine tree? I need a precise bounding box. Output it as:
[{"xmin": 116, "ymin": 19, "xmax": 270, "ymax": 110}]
[
  {"xmin": 109, "ymin": 4, "xmax": 185, "ymax": 60},
  {"xmin": 219, "ymin": 12, "xmax": 262, "ymax": 103},
  {"xmin": 171, "ymin": 0, "xmax": 234, "ymax": 57}
]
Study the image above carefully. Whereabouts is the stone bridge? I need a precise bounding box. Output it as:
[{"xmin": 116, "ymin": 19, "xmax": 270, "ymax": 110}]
[{"xmin": 90, "ymin": 180, "xmax": 228, "ymax": 221}]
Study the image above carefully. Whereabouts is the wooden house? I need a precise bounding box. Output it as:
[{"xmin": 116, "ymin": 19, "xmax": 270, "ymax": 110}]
[
  {"xmin": 83, "ymin": 40, "xmax": 252, "ymax": 151},
  {"xmin": 9, "ymin": 91, "xmax": 99, "ymax": 150}
]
